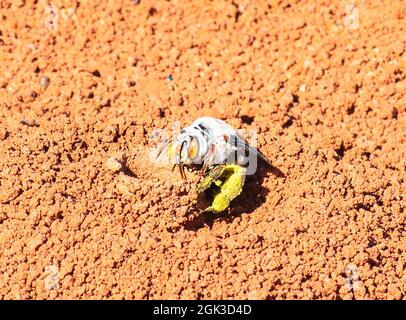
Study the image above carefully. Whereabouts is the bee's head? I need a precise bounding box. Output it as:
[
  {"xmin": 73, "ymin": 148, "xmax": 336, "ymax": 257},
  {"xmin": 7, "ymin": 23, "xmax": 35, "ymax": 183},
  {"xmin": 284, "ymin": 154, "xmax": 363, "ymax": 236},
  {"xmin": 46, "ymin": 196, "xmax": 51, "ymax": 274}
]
[{"xmin": 168, "ymin": 134, "xmax": 201, "ymax": 165}]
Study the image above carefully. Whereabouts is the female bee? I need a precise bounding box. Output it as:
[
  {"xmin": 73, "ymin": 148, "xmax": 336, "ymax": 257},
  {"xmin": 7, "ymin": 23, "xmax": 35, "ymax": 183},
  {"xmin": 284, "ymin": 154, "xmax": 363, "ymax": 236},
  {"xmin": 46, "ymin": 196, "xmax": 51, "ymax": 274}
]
[{"xmin": 158, "ymin": 117, "xmax": 270, "ymax": 178}]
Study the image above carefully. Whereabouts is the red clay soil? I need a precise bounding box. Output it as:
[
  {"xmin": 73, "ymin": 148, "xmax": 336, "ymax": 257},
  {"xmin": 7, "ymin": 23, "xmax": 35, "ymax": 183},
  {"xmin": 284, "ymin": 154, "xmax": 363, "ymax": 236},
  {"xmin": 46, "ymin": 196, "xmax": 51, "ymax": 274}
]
[{"xmin": 0, "ymin": 0, "xmax": 405, "ymax": 299}]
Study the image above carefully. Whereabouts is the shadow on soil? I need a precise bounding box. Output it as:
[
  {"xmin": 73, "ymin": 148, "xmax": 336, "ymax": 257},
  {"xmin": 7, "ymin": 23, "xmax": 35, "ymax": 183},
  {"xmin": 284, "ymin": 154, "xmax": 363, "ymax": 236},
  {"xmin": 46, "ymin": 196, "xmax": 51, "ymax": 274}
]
[{"xmin": 183, "ymin": 162, "xmax": 286, "ymax": 231}]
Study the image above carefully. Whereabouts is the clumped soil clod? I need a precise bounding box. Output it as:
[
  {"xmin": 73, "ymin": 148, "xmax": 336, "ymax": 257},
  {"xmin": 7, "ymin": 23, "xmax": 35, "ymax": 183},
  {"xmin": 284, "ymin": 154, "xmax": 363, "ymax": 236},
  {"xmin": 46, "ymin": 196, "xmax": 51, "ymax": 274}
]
[{"xmin": 0, "ymin": 1, "xmax": 405, "ymax": 299}]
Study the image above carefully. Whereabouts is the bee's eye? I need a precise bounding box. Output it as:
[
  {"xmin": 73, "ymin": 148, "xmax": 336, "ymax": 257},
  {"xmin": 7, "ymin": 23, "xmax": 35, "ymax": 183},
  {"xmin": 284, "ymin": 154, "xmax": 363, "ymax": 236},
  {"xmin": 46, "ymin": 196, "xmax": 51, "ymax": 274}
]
[
  {"xmin": 188, "ymin": 137, "xmax": 199, "ymax": 160},
  {"xmin": 176, "ymin": 140, "xmax": 188, "ymax": 160}
]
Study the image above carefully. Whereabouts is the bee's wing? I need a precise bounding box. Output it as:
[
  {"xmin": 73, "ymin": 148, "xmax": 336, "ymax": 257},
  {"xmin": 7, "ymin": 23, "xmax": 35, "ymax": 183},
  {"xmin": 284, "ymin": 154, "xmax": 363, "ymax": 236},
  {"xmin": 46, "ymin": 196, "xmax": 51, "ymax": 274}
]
[{"xmin": 229, "ymin": 134, "xmax": 272, "ymax": 166}]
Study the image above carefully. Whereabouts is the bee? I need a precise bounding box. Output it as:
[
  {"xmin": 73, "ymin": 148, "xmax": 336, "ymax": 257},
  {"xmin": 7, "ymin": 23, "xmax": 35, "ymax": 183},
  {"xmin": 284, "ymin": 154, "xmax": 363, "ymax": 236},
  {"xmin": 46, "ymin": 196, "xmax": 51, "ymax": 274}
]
[{"xmin": 157, "ymin": 117, "xmax": 271, "ymax": 179}]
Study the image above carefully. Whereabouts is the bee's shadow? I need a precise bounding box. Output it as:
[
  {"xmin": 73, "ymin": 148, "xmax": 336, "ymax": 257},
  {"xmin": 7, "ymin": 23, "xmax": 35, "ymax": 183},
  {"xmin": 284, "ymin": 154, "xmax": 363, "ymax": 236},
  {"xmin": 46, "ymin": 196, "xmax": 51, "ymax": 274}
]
[{"xmin": 183, "ymin": 162, "xmax": 285, "ymax": 231}]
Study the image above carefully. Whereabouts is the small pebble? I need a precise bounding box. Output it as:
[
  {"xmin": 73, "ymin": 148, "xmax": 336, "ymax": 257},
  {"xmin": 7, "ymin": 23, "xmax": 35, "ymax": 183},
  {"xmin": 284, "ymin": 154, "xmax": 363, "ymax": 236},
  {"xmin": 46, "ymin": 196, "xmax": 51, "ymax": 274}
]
[
  {"xmin": 0, "ymin": 128, "xmax": 9, "ymax": 140},
  {"xmin": 117, "ymin": 183, "xmax": 132, "ymax": 195},
  {"xmin": 39, "ymin": 76, "xmax": 50, "ymax": 88},
  {"xmin": 20, "ymin": 119, "xmax": 39, "ymax": 127},
  {"xmin": 167, "ymin": 74, "xmax": 173, "ymax": 81},
  {"xmin": 105, "ymin": 157, "xmax": 123, "ymax": 172},
  {"xmin": 189, "ymin": 271, "xmax": 200, "ymax": 282},
  {"xmin": 173, "ymin": 240, "xmax": 182, "ymax": 249}
]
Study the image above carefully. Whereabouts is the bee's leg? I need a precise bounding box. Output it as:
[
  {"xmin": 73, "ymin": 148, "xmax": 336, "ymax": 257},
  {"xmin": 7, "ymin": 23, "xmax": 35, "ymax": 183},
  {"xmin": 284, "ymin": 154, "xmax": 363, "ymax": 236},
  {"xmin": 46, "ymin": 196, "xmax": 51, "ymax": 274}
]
[
  {"xmin": 172, "ymin": 163, "xmax": 186, "ymax": 181},
  {"xmin": 183, "ymin": 166, "xmax": 187, "ymax": 181},
  {"xmin": 200, "ymin": 162, "xmax": 209, "ymax": 176},
  {"xmin": 204, "ymin": 191, "xmax": 230, "ymax": 213},
  {"xmin": 200, "ymin": 143, "xmax": 216, "ymax": 175},
  {"xmin": 179, "ymin": 164, "xmax": 184, "ymax": 179}
]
